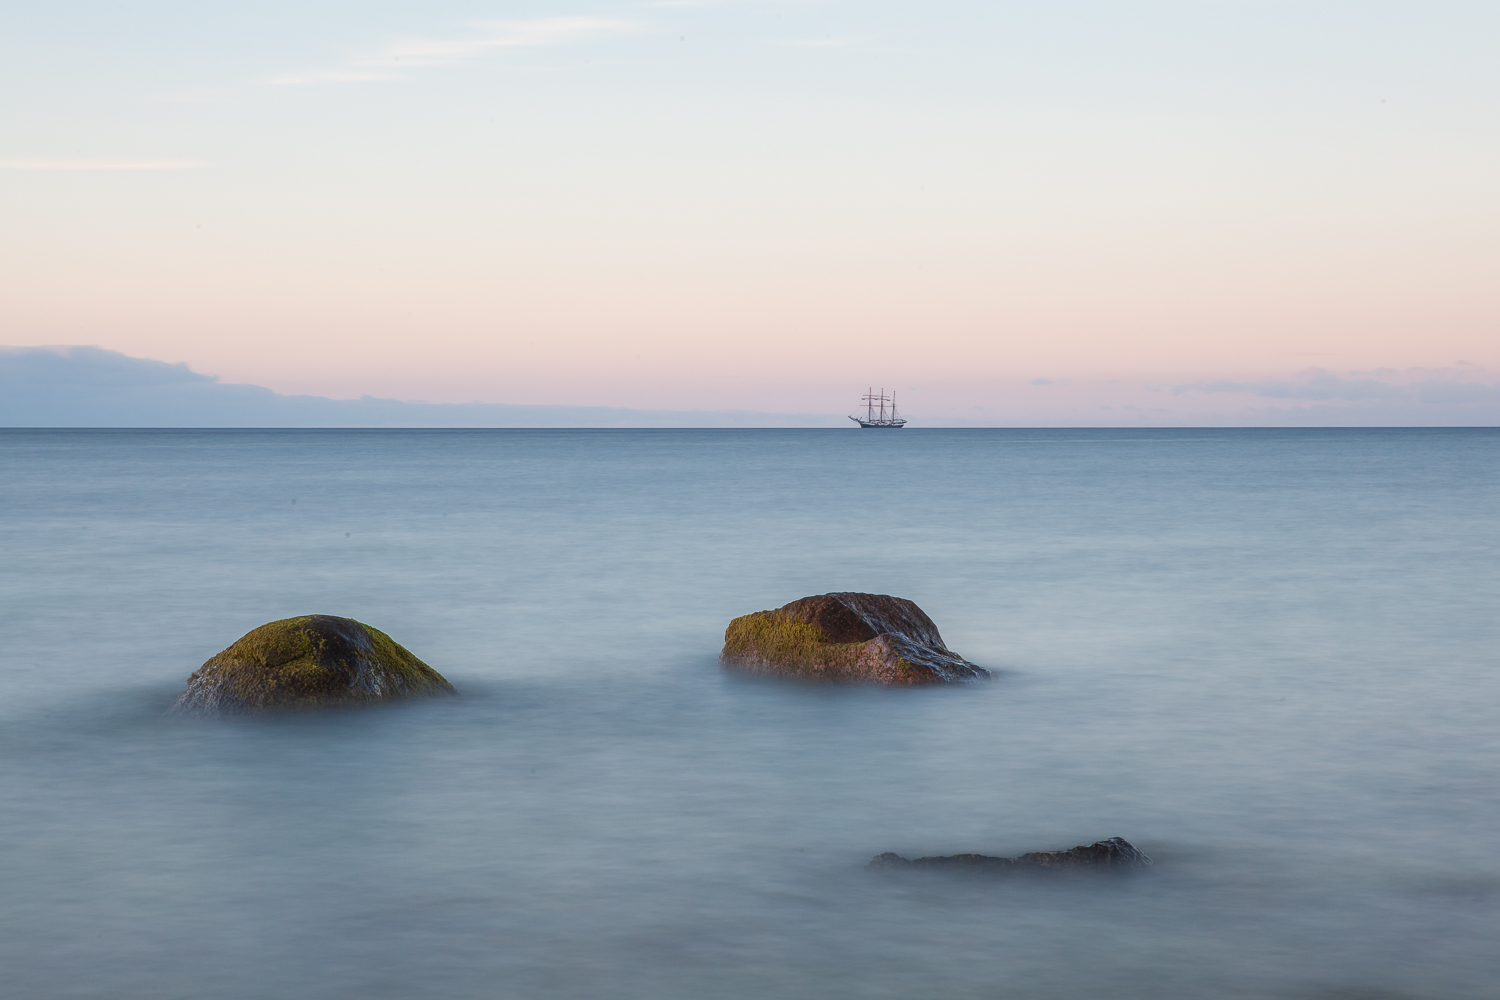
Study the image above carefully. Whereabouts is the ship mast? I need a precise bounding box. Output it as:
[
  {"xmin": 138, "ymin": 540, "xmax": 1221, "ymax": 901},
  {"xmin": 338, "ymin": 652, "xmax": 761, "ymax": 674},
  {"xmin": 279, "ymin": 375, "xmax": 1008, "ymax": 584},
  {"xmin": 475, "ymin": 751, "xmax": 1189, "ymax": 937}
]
[{"xmin": 850, "ymin": 386, "xmax": 907, "ymax": 427}]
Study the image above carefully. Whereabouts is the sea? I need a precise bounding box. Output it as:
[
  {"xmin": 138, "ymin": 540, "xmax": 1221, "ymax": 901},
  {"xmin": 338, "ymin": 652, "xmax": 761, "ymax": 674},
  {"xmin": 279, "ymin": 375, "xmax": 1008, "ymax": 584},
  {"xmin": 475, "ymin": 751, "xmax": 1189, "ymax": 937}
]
[{"xmin": 1, "ymin": 428, "xmax": 1497, "ymax": 1000}]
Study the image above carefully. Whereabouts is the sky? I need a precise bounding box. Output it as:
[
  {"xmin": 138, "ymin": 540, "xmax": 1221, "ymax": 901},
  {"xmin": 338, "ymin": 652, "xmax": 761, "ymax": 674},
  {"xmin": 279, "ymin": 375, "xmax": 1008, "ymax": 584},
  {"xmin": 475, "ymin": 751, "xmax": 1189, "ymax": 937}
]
[{"xmin": 2, "ymin": 1, "xmax": 1497, "ymax": 424}]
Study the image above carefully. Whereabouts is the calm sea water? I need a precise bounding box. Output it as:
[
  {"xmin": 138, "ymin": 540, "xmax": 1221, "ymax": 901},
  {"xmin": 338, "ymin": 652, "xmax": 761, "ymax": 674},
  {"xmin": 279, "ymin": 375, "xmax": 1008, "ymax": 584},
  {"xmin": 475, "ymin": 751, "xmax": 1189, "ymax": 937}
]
[{"xmin": 1, "ymin": 428, "xmax": 1497, "ymax": 1000}]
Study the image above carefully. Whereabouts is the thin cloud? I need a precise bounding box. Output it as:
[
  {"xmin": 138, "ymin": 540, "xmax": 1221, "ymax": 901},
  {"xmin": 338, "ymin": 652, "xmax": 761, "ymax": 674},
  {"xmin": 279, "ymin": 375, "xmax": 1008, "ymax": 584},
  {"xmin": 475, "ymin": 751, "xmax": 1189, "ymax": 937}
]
[
  {"xmin": 648, "ymin": 0, "xmax": 809, "ymax": 7},
  {"xmin": 266, "ymin": 17, "xmax": 634, "ymax": 86},
  {"xmin": 1176, "ymin": 371, "xmax": 1403, "ymax": 402},
  {"xmin": 1172, "ymin": 366, "xmax": 1500, "ymax": 405},
  {"xmin": 779, "ymin": 36, "xmax": 858, "ymax": 47},
  {"xmin": 266, "ymin": 69, "xmax": 400, "ymax": 86},
  {"xmin": 0, "ymin": 160, "xmax": 202, "ymax": 171}
]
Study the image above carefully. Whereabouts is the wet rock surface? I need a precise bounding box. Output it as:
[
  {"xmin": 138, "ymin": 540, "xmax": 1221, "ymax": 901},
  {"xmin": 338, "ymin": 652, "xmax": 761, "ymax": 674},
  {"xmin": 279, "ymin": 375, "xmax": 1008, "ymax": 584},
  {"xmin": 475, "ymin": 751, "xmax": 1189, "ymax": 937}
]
[
  {"xmin": 720, "ymin": 592, "xmax": 989, "ymax": 684},
  {"xmin": 170, "ymin": 615, "xmax": 456, "ymax": 715},
  {"xmin": 868, "ymin": 837, "xmax": 1152, "ymax": 873}
]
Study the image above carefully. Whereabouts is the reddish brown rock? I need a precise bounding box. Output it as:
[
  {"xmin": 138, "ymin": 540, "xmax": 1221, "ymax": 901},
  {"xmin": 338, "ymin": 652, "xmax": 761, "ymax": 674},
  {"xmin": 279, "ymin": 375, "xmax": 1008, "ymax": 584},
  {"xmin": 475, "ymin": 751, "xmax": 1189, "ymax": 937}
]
[
  {"xmin": 720, "ymin": 592, "xmax": 988, "ymax": 684},
  {"xmin": 868, "ymin": 837, "xmax": 1152, "ymax": 872}
]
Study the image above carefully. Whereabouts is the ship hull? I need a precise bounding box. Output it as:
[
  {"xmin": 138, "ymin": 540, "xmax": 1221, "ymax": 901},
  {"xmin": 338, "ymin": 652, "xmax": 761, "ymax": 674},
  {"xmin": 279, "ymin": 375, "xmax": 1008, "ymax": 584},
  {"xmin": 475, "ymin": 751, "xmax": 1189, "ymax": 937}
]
[{"xmin": 848, "ymin": 394, "xmax": 907, "ymax": 427}]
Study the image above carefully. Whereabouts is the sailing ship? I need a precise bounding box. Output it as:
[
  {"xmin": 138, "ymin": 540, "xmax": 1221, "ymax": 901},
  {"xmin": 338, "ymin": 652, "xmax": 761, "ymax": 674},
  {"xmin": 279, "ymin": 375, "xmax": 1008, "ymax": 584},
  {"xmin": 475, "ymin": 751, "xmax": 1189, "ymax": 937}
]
[{"xmin": 849, "ymin": 387, "xmax": 907, "ymax": 428}]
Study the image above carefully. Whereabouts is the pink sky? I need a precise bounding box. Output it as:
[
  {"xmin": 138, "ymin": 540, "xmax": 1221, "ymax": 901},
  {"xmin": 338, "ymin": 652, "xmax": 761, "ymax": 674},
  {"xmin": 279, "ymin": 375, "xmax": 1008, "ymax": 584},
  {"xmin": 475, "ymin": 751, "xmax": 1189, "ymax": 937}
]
[{"xmin": 3, "ymin": 2, "xmax": 1497, "ymax": 423}]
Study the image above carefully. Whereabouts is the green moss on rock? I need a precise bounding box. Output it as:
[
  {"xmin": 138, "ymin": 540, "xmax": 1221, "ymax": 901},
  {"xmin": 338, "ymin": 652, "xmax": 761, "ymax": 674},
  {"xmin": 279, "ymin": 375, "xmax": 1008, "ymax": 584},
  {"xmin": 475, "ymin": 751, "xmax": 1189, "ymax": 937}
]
[
  {"xmin": 720, "ymin": 593, "xmax": 989, "ymax": 685},
  {"xmin": 170, "ymin": 615, "xmax": 456, "ymax": 715}
]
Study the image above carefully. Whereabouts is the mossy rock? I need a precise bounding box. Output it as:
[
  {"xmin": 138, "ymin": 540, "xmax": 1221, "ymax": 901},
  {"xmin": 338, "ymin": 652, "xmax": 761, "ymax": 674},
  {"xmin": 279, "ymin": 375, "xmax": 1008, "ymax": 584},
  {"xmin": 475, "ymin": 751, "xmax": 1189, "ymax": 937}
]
[
  {"xmin": 170, "ymin": 615, "xmax": 456, "ymax": 715},
  {"xmin": 720, "ymin": 592, "xmax": 989, "ymax": 685}
]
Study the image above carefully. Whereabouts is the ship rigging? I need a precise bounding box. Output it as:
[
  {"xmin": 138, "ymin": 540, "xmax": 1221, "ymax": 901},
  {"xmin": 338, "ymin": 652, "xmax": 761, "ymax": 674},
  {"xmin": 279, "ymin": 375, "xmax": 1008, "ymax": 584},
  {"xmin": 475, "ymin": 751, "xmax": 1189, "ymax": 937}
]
[{"xmin": 849, "ymin": 388, "xmax": 907, "ymax": 428}]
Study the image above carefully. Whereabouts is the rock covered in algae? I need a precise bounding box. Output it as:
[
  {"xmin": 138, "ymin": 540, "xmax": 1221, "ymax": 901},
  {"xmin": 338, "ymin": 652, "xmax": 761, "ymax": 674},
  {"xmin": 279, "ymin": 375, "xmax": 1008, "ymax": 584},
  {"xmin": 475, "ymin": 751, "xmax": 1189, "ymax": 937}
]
[
  {"xmin": 868, "ymin": 837, "xmax": 1152, "ymax": 873},
  {"xmin": 170, "ymin": 615, "xmax": 455, "ymax": 715},
  {"xmin": 720, "ymin": 592, "xmax": 989, "ymax": 684}
]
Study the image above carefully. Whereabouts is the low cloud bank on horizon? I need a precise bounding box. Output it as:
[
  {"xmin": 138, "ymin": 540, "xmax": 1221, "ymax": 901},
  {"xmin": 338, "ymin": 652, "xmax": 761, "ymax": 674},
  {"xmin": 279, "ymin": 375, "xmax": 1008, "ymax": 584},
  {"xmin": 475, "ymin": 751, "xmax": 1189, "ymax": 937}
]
[
  {"xmin": 1173, "ymin": 369, "xmax": 1500, "ymax": 406},
  {"xmin": 4, "ymin": 347, "xmax": 1500, "ymax": 428},
  {"xmin": 0, "ymin": 347, "xmax": 840, "ymax": 428}
]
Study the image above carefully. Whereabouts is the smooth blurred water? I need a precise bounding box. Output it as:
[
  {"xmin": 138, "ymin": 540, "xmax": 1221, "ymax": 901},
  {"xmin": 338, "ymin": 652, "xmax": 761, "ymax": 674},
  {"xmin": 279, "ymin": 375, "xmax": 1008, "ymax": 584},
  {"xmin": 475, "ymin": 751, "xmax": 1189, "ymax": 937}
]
[{"xmin": 1, "ymin": 428, "xmax": 1497, "ymax": 999}]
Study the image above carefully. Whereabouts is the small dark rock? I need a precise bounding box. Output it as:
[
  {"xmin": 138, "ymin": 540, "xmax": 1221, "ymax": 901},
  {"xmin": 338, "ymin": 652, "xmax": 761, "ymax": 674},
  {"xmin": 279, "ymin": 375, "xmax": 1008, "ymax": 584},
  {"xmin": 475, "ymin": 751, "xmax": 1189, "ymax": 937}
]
[
  {"xmin": 869, "ymin": 837, "xmax": 1152, "ymax": 872},
  {"xmin": 720, "ymin": 592, "xmax": 989, "ymax": 684}
]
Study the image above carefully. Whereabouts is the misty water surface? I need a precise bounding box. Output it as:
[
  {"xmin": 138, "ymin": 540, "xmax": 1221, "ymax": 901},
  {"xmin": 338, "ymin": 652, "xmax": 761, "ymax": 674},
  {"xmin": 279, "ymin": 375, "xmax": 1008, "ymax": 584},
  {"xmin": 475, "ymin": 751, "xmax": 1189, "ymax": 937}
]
[{"xmin": 1, "ymin": 428, "xmax": 1497, "ymax": 999}]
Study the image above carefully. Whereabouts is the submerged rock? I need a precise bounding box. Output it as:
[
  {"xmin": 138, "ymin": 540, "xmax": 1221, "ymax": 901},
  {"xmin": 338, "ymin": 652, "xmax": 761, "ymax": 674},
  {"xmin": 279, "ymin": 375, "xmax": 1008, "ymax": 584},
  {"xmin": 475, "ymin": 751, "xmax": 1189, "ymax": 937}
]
[
  {"xmin": 170, "ymin": 615, "xmax": 455, "ymax": 715},
  {"xmin": 720, "ymin": 592, "xmax": 988, "ymax": 684},
  {"xmin": 868, "ymin": 837, "xmax": 1152, "ymax": 872}
]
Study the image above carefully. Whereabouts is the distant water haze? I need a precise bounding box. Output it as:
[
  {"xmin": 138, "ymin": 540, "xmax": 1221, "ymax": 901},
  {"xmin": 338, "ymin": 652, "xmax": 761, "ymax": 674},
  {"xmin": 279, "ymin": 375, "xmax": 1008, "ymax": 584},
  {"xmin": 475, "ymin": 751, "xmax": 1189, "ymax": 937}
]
[
  {"xmin": 6, "ymin": 346, "xmax": 1500, "ymax": 426},
  {"xmin": 3, "ymin": 2, "xmax": 1497, "ymax": 418}
]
